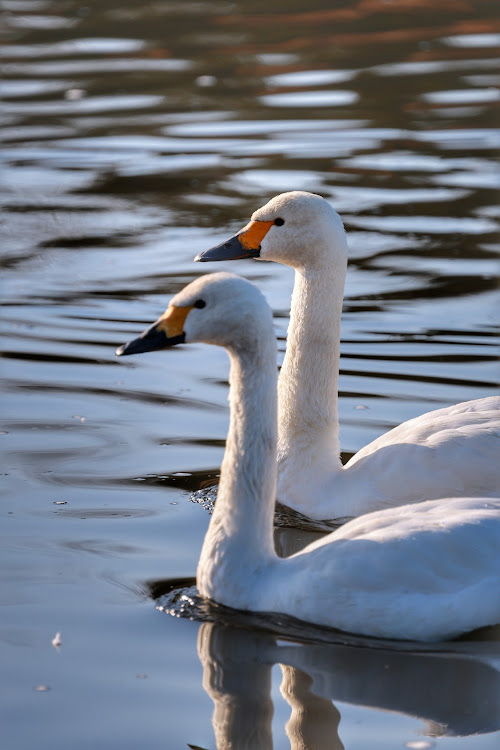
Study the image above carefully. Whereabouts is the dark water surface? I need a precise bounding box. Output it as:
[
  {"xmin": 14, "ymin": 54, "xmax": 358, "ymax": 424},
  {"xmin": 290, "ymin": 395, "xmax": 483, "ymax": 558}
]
[{"xmin": 1, "ymin": 1, "xmax": 499, "ymax": 748}]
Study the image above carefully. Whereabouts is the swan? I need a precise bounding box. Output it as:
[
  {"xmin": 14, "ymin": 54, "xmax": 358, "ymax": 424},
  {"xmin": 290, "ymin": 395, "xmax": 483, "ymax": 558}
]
[
  {"xmin": 194, "ymin": 191, "xmax": 500, "ymax": 520},
  {"xmin": 116, "ymin": 272, "xmax": 500, "ymax": 641}
]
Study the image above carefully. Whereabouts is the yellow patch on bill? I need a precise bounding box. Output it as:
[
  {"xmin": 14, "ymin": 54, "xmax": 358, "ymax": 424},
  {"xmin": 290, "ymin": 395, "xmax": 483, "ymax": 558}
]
[
  {"xmin": 237, "ymin": 220, "xmax": 274, "ymax": 250},
  {"xmin": 157, "ymin": 304, "xmax": 193, "ymax": 337}
]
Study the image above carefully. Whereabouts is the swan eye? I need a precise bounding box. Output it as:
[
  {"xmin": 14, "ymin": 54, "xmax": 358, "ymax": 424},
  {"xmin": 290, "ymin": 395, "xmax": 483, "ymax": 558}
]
[
  {"xmin": 194, "ymin": 299, "xmax": 206, "ymax": 309},
  {"xmin": 274, "ymin": 218, "xmax": 285, "ymax": 226}
]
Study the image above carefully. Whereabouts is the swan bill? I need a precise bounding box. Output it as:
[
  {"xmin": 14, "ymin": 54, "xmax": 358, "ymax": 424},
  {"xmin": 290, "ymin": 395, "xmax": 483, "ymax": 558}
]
[
  {"xmin": 116, "ymin": 304, "xmax": 192, "ymax": 356},
  {"xmin": 195, "ymin": 220, "xmax": 274, "ymax": 262}
]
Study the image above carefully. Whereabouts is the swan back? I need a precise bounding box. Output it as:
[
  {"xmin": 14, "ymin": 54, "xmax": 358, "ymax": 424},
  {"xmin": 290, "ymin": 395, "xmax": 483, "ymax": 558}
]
[{"xmin": 270, "ymin": 497, "xmax": 500, "ymax": 641}]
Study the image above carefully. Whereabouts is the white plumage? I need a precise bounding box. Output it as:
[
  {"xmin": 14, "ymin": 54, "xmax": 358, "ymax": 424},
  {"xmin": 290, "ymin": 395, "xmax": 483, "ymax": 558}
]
[
  {"xmin": 117, "ymin": 273, "xmax": 500, "ymax": 642},
  {"xmin": 196, "ymin": 191, "xmax": 500, "ymax": 520}
]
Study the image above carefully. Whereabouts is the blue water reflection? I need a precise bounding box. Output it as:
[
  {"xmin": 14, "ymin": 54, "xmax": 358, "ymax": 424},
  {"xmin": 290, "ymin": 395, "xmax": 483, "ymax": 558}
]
[{"xmin": 1, "ymin": 0, "xmax": 499, "ymax": 747}]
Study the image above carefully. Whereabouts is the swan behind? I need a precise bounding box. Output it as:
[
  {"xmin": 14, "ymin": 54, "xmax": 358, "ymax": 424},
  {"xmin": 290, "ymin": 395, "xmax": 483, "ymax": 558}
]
[
  {"xmin": 195, "ymin": 191, "xmax": 500, "ymax": 519},
  {"xmin": 117, "ymin": 272, "xmax": 500, "ymax": 642}
]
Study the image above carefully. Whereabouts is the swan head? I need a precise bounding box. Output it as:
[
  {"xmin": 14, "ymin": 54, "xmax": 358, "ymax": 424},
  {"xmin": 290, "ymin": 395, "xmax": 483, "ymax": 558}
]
[
  {"xmin": 116, "ymin": 272, "xmax": 273, "ymax": 356},
  {"xmin": 195, "ymin": 191, "xmax": 347, "ymax": 271}
]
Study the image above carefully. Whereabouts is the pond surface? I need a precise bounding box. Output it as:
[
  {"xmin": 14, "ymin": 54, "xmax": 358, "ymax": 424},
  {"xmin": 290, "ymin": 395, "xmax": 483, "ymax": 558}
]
[{"xmin": 1, "ymin": 1, "xmax": 499, "ymax": 748}]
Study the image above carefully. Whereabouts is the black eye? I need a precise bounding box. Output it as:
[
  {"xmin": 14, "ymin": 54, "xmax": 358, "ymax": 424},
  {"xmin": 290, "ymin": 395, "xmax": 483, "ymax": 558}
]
[
  {"xmin": 194, "ymin": 299, "xmax": 206, "ymax": 309},
  {"xmin": 274, "ymin": 218, "xmax": 285, "ymax": 226}
]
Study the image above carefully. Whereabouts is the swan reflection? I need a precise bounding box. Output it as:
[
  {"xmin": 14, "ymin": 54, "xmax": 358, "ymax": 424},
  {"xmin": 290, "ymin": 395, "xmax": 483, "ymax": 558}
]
[{"xmin": 198, "ymin": 621, "xmax": 500, "ymax": 749}]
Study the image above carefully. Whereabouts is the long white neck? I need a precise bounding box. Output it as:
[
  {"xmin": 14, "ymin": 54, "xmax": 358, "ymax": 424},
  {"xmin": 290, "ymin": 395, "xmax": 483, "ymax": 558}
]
[
  {"xmin": 197, "ymin": 335, "xmax": 278, "ymax": 606},
  {"xmin": 277, "ymin": 260, "xmax": 346, "ymax": 476}
]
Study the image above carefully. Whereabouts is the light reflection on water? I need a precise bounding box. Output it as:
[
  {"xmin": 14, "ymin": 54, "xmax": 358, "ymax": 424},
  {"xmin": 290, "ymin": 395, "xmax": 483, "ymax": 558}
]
[
  {"xmin": 0, "ymin": 1, "xmax": 499, "ymax": 748},
  {"xmin": 196, "ymin": 620, "xmax": 500, "ymax": 745}
]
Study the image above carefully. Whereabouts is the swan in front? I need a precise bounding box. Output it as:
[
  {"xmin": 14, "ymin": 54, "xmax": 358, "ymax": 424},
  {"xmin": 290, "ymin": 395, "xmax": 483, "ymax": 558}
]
[
  {"xmin": 116, "ymin": 272, "xmax": 500, "ymax": 641},
  {"xmin": 195, "ymin": 191, "xmax": 500, "ymax": 520}
]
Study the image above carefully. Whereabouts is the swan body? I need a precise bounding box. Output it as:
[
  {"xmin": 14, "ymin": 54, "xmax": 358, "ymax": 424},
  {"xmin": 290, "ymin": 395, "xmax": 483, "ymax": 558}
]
[
  {"xmin": 117, "ymin": 273, "xmax": 500, "ymax": 642},
  {"xmin": 279, "ymin": 396, "xmax": 500, "ymax": 519},
  {"xmin": 196, "ymin": 191, "xmax": 500, "ymax": 519}
]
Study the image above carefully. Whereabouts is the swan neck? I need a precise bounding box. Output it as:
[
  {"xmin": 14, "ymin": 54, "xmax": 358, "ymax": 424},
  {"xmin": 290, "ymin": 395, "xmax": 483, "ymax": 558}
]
[
  {"xmin": 278, "ymin": 263, "xmax": 345, "ymax": 468},
  {"xmin": 197, "ymin": 335, "xmax": 278, "ymax": 600}
]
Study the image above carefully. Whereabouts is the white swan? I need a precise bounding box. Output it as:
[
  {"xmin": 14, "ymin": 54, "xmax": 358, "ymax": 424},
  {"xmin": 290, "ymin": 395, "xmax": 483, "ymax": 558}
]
[
  {"xmin": 117, "ymin": 272, "xmax": 500, "ymax": 642},
  {"xmin": 195, "ymin": 191, "xmax": 500, "ymax": 520}
]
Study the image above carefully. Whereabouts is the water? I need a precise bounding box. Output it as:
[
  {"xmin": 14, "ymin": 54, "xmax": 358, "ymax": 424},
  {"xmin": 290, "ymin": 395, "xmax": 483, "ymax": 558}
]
[{"xmin": 1, "ymin": 1, "xmax": 499, "ymax": 747}]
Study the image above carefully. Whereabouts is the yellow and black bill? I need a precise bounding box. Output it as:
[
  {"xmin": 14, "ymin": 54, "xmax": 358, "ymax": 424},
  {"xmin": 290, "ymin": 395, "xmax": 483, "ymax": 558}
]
[
  {"xmin": 116, "ymin": 304, "xmax": 192, "ymax": 357},
  {"xmin": 194, "ymin": 220, "xmax": 274, "ymax": 262}
]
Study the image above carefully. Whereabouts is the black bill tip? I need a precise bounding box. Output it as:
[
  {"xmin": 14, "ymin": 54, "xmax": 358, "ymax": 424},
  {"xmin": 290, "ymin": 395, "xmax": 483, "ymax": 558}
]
[
  {"xmin": 194, "ymin": 234, "xmax": 260, "ymax": 263},
  {"xmin": 116, "ymin": 322, "xmax": 185, "ymax": 357}
]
